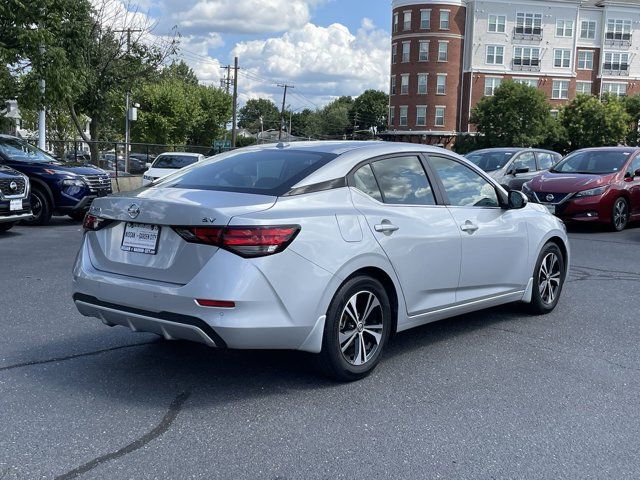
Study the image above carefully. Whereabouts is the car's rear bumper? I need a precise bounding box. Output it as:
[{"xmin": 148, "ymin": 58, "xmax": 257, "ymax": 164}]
[{"xmin": 72, "ymin": 237, "xmax": 332, "ymax": 352}]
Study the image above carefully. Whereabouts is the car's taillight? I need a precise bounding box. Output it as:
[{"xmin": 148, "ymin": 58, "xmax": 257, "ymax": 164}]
[
  {"xmin": 83, "ymin": 214, "xmax": 113, "ymax": 231},
  {"xmin": 173, "ymin": 225, "xmax": 300, "ymax": 258}
]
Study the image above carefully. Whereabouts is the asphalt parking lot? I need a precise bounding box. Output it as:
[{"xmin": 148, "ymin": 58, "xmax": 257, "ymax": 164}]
[{"xmin": 1, "ymin": 219, "xmax": 639, "ymax": 479}]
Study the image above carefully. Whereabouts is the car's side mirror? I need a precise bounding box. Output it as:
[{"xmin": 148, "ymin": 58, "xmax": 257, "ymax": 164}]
[
  {"xmin": 515, "ymin": 167, "xmax": 530, "ymax": 174},
  {"xmin": 145, "ymin": 163, "xmax": 152, "ymax": 168},
  {"xmin": 508, "ymin": 190, "xmax": 528, "ymax": 210}
]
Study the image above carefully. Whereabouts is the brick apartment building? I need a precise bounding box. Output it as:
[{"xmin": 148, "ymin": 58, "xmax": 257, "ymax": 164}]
[{"xmin": 383, "ymin": 0, "xmax": 640, "ymax": 146}]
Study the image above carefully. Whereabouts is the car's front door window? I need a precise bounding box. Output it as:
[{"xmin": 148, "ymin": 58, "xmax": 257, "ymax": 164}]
[{"xmin": 428, "ymin": 156, "xmax": 499, "ymax": 207}]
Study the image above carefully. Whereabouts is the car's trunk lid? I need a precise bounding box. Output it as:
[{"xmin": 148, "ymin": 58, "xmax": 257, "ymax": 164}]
[{"xmin": 86, "ymin": 187, "xmax": 276, "ymax": 284}]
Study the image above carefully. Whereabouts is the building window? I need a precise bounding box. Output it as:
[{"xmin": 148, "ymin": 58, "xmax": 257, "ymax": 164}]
[
  {"xmin": 416, "ymin": 106, "xmax": 427, "ymax": 126},
  {"xmin": 440, "ymin": 10, "xmax": 450, "ymax": 30},
  {"xmin": 392, "ymin": 43, "xmax": 397, "ymax": 64},
  {"xmin": 417, "ymin": 74, "xmax": 428, "ymax": 94},
  {"xmin": 399, "ymin": 106, "xmax": 408, "ymax": 126},
  {"xmin": 581, "ymin": 20, "xmax": 596, "ymax": 39},
  {"xmin": 419, "ymin": 41, "xmax": 429, "ymax": 61},
  {"xmin": 420, "ymin": 9, "xmax": 431, "ymax": 29},
  {"xmin": 513, "ymin": 46, "xmax": 540, "ymax": 67},
  {"xmin": 550, "ymin": 110, "xmax": 559, "ymax": 119},
  {"xmin": 606, "ymin": 19, "xmax": 631, "ymax": 40},
  {"xmin": 400, "ymin": 74, "xmax": 409, "ymax": 94},
  {"xmin": 603, "ymin": 82, "xmax": 627, "ymax": 97},
  {"xmin": 576, "ymin": 81, "xmax": 593, "ymax": 94},
  {"xmin": 389, "ymin": 106, "xmax": 395, "ymax": 126},
  {"xmin": 516, "ymin": 12, "xmax": 542, "ymax": 35},
  {"xmin": 436, "ymin": 74, "xmax": 446, "ymax": 94},
  {"xmin": 514, "ymin": 78, "xmax": 538, "ymax": 88},
  {"xmin": 556, "ymin": 19, "xmax": 574, "ymax": 37},
  {"xmin": 552, "ymin": 80, "xmax": 569, "ymax": 99},
  {"xmin": 554, "ymin": 49, "xmax": 571, "ymax": 68},
  {"xmin": 488, "ymin": 15, "xmax": 506, "ymax": 33},
  {"xmin": 484, "ymin": 77, "xmax": 502, "ymax": 96},
  {"xmin": 577, "ymin": 50, "xmax": 594, "ymax": 70},
  {"xmin": 603, "ymin": 52, "xmax": 630, "ymax": 72},
  {"xmin": 403, "ymin": 11, "xmax": 412, "ymax": 31},
  {"xmin": 390, "ymin": 75, "xmax": 396, "ymax": 95},
  {"xmin": 434, "ymin": 107, "xmax": 445, "ymax": 127},
  {"xmin": 393, "ymin": 13, "xmax": 399, "ymax": 33},
  {"xmin": 402, "ymin": 41, "xmax": 410, "ymax": 63},
  {"xmin": 438, "ymin": 41, "xmax": 448, "ymax": 62},
  {"xmin": 486, "ymin": 45, "xmax": 504, "ymax": 65}
]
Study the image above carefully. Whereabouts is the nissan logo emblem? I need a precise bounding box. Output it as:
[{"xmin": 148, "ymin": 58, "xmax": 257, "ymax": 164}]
[
  {"xmin": 127, "ymin": 203, "xmax": 140, "ymax": 219},
  {"xmin": 9, "ymin": 181, "xmax": 17, "ymax": 191},
  {"xmin": 546, "ymin": 194, "xmax": 555, "ymax": 202}
]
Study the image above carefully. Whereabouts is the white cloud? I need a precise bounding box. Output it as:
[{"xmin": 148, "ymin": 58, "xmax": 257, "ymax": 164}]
[
  {"xmin": 174, "ymin": 0, "xmax": 326, "ymax": 35},
  {"xmin": 231, "ymin": 21, "xmax": 390, "ymax": 107}
]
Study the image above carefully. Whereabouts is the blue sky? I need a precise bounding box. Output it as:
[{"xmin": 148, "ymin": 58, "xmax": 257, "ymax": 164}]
[{"xmin": 135, "ymin": 0, "xmax": 392, "ymax": 108}]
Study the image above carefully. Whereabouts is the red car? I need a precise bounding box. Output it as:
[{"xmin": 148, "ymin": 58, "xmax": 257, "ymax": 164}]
[{"xmin": 522, "ymin": 147, "xmax": 640, "ymax": 231}]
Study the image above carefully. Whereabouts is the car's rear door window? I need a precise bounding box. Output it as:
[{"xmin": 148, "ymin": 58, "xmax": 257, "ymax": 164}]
[
  {"xmin": 157, "ymin": 149, "xmax": 337, "ymax": 196},
  {"xmin": 512, "ymin": 152, "xmax": 536, "ymax": 172},
  {"xmin": 369, "ymin": 156, "xmax": 436, "ymax": 205},
  {"xmin": 429, "ymin": 156, "xmax": 499, "ymax": 208}
]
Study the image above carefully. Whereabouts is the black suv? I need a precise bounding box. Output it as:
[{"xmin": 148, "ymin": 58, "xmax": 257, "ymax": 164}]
[
  {"xmin": 0, "ymin": 165, "xmax": 32, "ymax": 232},
  {"xmin": 0, "ymin": 135, "xmax": 112, "ymax": 225}
]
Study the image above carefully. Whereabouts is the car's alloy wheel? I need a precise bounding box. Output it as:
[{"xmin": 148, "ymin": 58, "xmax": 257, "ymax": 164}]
[
  {"xmin": 538, "ymin": 252, "xmax": 561, "ymax": 305},
  {"xmin": 527, "ymin": 242, "xmax": 565, "ymax": 314},
  {"xmin": 338, "ymin": 291, "xmax": 384, "ymax": 366},
  {"xmin": 23, "ymin": 189, "xmax": 52, "ymax": 226},
  {"xmin": 318, "ymin": 276, "xmax": 391, "ymax": 381},
  {"xmin": 612, "ymin": 198, "xmax": 629, "ymax": 231}
]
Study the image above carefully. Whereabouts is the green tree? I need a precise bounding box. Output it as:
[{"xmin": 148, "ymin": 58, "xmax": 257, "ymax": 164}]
[
  {"xmin": 470, "ymin": 80, "xmax": 554, "ymax": 147},
  {"xmin": 238, "ymin": 98, "xmax": 280, "ymax": 132},
  {"xmin": 352, "ymin": 89, "xmax": 388, "ymax": 132},
  {"xmin": 188, "ymin": 85, "xmax": 233, "ymax": 146},
  {"xmin": 161, "ymin": 60, "xmax": 199, "ymax": 86},
  {"xmin": 320, "ymin": 96, "xmax": 354, "ymax": 138},
  {"xmin": 623, "ymin": 94, "xmax": 640, "ymax": 146},
  {"xmin": 560, "ymin": 94, "xmax": 630, "ymax": 150}
]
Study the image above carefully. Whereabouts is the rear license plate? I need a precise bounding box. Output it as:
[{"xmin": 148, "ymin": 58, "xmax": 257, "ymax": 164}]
[
  {"xmin": 9, "ymin": 199, "xmax": 22, "ymax": 211},
  {"xmin": 545, "ymin": 205, "xmax": 556, "ymax": 215},
  {"xmin": 121, "ymin": 223, "xmax": 161, "ymax": 255}
]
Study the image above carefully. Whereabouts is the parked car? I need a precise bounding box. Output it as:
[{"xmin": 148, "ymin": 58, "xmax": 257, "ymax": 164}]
[
  {"xmin": 466, "ymin": 148, "xmax": 561, "ymax": 191},
  {"xmin": 523, "ymin": 147, "xmax": 640, "ymax": 231},
  {"xmin": 142, "ymin": 152, "xmax": 205, "ymax": 186},
  {"xmin": 0, "ymin": 165, "xmax": 32, "ymax": 232},
  {"xmin": 0, "ymin": 134, "xmax": 112, "ymax": 225},
  {"xmin": 73, "ymin": 142, "xmax": 569, "ymax": 381}
]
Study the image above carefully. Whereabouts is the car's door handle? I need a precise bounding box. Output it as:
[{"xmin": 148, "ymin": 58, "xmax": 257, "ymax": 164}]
[
  {"xmin": 460, "ymin": 221, "xmax": 479, "ymax": 234},
  {"xmin": 374, "ymin": 223, "xmax": 399, "ymax": 233}
]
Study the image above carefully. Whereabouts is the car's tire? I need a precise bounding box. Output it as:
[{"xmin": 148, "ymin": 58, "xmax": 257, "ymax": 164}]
[
  {"xmin": 0, "ymin": 222, "xmax": 15, "ymax": 233},
  {"xmin": 611, "ymin": 197, "xmax": 629, "ymax": 232},
  {"xmin": 22, "ymin": 189, "xmax": 52, "ymax": 226},
  {"xmin": 527, "ymin": 242, "xmax": 565, "ymax": 315},
  {"xmin": 317, "ymin": 276, "xmax": 392, "ymax": 382},
  {"xmin": 68, "ymin": 211, "xmax": 87, "ymax": 222}
]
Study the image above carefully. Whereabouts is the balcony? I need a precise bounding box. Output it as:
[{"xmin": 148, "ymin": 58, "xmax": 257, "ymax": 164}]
[
  {"xmin": 605, "ymin": 32, "xmax": 632, "ymax": 47},
  {"xmin": 513, "ymin": 26, "xmax": 543, "ymax": 41},
  {"xmin": 512, "ymin": 58, "xmax": 541, "ymax": 71},
  {"xmin": 602, "ymin": 63, "xmax": 630, "ymax": 76}
]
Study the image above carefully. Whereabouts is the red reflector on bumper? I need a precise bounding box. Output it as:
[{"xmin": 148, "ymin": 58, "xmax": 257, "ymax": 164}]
[{"xmin": 195, "ymin": 299, "xmax": 236, "ymax": 308}]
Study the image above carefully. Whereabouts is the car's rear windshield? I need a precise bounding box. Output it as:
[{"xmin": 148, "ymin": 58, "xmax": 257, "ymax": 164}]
[
  {"xmin": 552, "ymin": 150, "xmax": 632, "ymax": 174},
  {"xmin": 465, "ymin": 151, "xmax": 516, "ymax": 172},
  {"xmin": 152, "ymin": 155, "xmax": 199, "ymax": 169},
  {"xmin": 155, "ymin": 149, "xmax": 337, "ymax": 196},
  {"xmin": 0, "ymin": 137, "xmax": 55, "ymax": 163}
]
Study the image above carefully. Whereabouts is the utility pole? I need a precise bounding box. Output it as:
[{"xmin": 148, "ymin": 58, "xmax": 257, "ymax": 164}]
[
  {"xmin": 353, "ymin": 112, "xmax": 359, "ymax": 139},
  {"xmin": 278, "ymin": 83, "xmax": 294, "ymax": 140},
  {"xmin": 38, "ymin": 45, "xmax": 46, "ymax": 151},
  {"xmin": 231, "ymin": 56, "xmax": 239, "ymax": 148},
  {"xmin": 115, "ymin": 28, "xmax": 142, "ymax": 173}
]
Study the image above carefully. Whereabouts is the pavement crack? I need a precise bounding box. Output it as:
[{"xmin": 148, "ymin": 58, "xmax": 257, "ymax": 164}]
[
  {"xmin": 54, "ymin": 391, "xmax": 191, "ymax": 480},
  {"xmin": 0, "ymin": 341, "xmax": 156, "ymax": 372},
  {"xmin": 567, "ymin": 264, "xmax": 640, "ymax": 284}
]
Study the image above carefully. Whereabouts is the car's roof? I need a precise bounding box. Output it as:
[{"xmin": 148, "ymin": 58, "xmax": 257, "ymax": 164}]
[
  {"xmin": 468, "ymin": 147, "xmax": 555, "ymax": 154},
  {"xmin": 573, "ymin": 146, "xmax": 640, "ymax": 153},
  {"xmin": 157, "ymin": 151, "xmax": 202, "ymax": 157}
]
